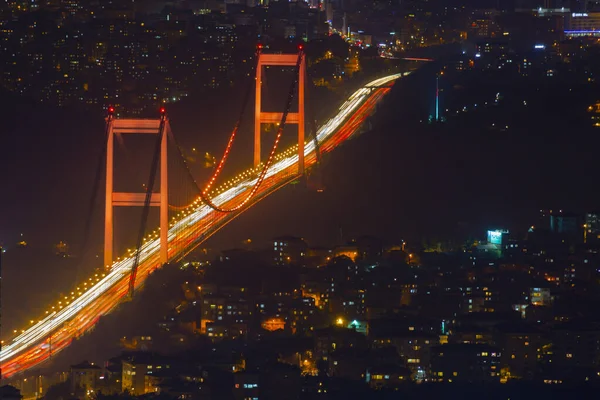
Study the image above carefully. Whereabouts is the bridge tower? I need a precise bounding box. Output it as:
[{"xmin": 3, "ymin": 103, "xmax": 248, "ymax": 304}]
[
  {"xmin": 104, "ymin": 108, "xmax": 169, "ymax": 269},
  {"xmin": 254, "ymin": 47, "xmax": 306, "ymax": 175}
]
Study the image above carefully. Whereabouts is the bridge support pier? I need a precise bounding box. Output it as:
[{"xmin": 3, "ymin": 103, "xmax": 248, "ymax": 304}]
[
  {"xmin": 254, "ymin": 50, "xmax": 306, "ymax": 175},
  {"xmin": 104, "ymin": 115, "xmax": 169, "ymax": 270}
]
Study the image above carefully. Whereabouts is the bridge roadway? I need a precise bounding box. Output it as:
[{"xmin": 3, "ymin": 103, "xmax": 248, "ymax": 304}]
[{"xmin": 0, "ymin": 72, "xmax": 408, "ymax": 377}]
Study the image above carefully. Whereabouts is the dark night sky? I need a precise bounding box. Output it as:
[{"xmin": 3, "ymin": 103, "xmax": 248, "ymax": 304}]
[{"xmin": 2, "ymin": 65, "xmax": 600, "ymax": 332}]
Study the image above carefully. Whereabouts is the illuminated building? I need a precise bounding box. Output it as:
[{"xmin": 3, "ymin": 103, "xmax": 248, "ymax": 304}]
[
  {"xmin": 372, "ymin": 333, "xmax": 439, "ymax": 375},
  {"xmin": 495, "ymin": 322, "xmax": 543, "ymax": 380},
  {"xmin": 262, "ymin": 317, "xmax": 285, "ymax": 331},
  {"xmin": 121, "ymin": 354, "xmax": 170, "ymax": 396},
  {"xmin": 469, "ymin": 10, "xmax": 500, "ymax": 38},
  {"xmin": 367, "ymin": 365, "xmax": 411, "ymax": 389},
  {"xmin": 329, "ymin": 288, "xmax": 365, "ymax": 320},
  {"xmin": 588, "ymin": 103, "xmax": 600, "ymax": 128},
  {"xmin": 300, "ymin": 279, "xmax": 325, "ymax": 309},
  {"xmin": 585, "ymin": 211, "xmax": 600, "ymax": 236},
  {"xmin": 273, "ymin": 236, "xmax": 308, "ymax": 265},
  {"xmin": 233, "ymin": 372, "xmax": 259, "ymax": 400},
  {"xmin": 475, "ymin": 40, "xmax": 509, "ymax": 58},
  {"xmin": 206, "ymin": 323, "xmax": 243, "ymax": 341},
  {"xmin": 314, "ymin": 327, "xmax": 368, "ymax": 360},
  {"xmin": 450, "ymin": 327, "xmax": 494, "ymax": 345},
  {"xmin": 120, "ymin": 335, "xmax": 153, "ymax": 351},
  {"xmin": 565, "ymin": 11, "xmax": 600, "ymax": 36},
  {"xmin": 430, "ymin": 343, "xmax": 501, "ymax": 383},
  {"xmin": 288, "ymin": 297, "xmax": 317, "ymax": 334},
  {"xmin": 70, "ymin": 361, "xmax": 101, "ymax": 395},
  {"xmin": 530, "ymin": 287, "xmax": 551, "ymax": 306},
  {"xmin": 462, "ymin": 295, "xmax": 486, "ymax": 313},
  {"xmin": 201, "ymin": 295, "xmax": 226, "ymax": 330},
  {"xmin": 201, "ymin": 294, "xmax": 251, "ymax": 339}
]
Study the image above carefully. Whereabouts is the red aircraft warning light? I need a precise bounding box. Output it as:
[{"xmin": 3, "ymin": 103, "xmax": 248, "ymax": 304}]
[
  {"xmin": 108, "ymin": 106, "xmax": 115, "ymax": 115},
  {"xmin": 257, "ymin": 43, "xmax": 263, "ymax": 50},
  {"xmin": 298, "ymin": 43, "xmax": 304, "ymax": 51},
  {"xmin": 159, "ymin": 106, "xmax": 166, "ymax": 115}
]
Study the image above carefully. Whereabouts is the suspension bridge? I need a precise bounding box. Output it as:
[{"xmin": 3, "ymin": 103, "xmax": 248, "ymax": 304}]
[{"xmin": 0, "ymin": 46, "xmax": 410, "ymax": 378}]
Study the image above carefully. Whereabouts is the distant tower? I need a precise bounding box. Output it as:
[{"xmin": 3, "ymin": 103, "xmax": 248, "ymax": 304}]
[
  {"xmin": 254, "ymin": 47, "xmax": 306, "ymax": 175},
  {"xmin": 429, "ymin": 73, "xmax": 445, "ymax": 124}
]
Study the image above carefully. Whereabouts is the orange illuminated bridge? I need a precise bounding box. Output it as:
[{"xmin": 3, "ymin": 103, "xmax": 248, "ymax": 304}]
[{"xmin": 0, "ymin": 71, "xmax": 410, "ymax": 377}]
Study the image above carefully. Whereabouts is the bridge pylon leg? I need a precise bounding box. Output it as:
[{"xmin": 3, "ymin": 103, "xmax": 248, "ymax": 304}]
[
  {"xmin": 160, "ymin": 124, "xmax": 168, "ymax": 264},
  {"xmin": 104, "ymin": 119, "xmax": 114, "ymax": 270},
  {"xmin": 298, "ymin": 54, "xmax": 305, "ymax": 175},
  {"xmin": 254, "ymin": 59, "xmax": 262, "ymax": 170}
]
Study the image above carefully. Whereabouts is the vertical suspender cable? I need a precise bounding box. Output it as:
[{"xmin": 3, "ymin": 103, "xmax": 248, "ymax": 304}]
[
  {"xmin": 129, "ymin": 115, "xmax": 166, "ymax": 299},
  {"xmin": 199, "ymin": 51, "xmax": 304, "ymax": 212},
  {"xmin": 73, "ymin": 114, "xmax": 112, "ymax": 287}
]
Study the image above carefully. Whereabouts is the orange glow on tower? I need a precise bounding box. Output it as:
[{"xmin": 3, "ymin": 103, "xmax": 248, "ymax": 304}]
[{"xmin": 254, "ymin": 51, "xmax": 306, "ymax": 175}]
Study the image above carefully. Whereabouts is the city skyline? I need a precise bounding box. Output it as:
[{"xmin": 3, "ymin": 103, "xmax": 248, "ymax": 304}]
[{"xmin": 3, "ymin": 0, "xmax": 600, "ymax": 398}]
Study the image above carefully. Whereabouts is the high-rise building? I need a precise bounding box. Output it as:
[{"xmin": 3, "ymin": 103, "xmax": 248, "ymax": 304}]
[
  {"xmin": 273, "ymin": 236, "xmax": 308, "ymax": 265},
  {"xmin": 585, "ymin": 211, "xmax": 600, "ymax": 241},
  {"xmin": 549, "ymin": 212, "xmax": 579, "ymax": 235}
]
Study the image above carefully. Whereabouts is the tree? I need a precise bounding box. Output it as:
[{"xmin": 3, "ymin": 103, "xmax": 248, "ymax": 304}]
[
  {"xmin": 326, "ymin": 34, "xmax": 350, "ymax": 59},
  {"xmin": 43, "ymin": 380, "xmax": 81, "ymax": 400}
]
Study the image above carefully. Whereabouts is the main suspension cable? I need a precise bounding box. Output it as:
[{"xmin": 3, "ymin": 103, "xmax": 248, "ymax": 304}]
[
  {"xmin": 199, "ymin": 46, "xmax": 262, "ymax": 192},
  {"xmin": 306, "ymin": 67, "xmax": 321, "ymax": 165},
  {"xmin": 166, "ymin": 46, "xmax": 263, "ymax": 211},
  {"xmin": 72, "ymin": 112, "xmax": 112, "ymax": 286},
  {"xmin": 199, "ymin": 51, "xmax": 304, "ymax": 213}
]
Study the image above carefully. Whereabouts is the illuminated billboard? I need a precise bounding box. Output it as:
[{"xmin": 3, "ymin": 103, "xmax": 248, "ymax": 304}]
[{"xmin": 487, "ymin": 229, "xmax": 508, "ymax": 245}]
